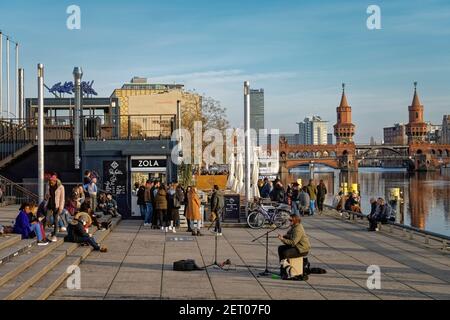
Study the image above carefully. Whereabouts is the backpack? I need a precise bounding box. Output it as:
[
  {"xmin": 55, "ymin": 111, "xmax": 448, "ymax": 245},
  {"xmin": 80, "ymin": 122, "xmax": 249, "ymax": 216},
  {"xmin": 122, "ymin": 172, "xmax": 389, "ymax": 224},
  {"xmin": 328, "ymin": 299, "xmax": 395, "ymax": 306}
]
[
  {"xmin": 303, "ymin": 257, "xmax": 327, "ymax": 275},
  {"xmin": 173, "ymin": 259, "xmax": 203, "ymax": 271}
]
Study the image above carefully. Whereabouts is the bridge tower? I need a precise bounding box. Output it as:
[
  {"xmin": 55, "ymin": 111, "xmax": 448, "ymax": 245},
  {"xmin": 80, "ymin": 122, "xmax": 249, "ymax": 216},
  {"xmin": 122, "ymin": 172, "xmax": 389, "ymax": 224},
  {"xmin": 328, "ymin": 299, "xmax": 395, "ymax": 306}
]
[
  {"xmin": 334, "ymin": 83, "xmax": 356, "ymax": 144},
  {"xmin": 406, "ymin": 82, "xmax": 427, "ymax": 143}
]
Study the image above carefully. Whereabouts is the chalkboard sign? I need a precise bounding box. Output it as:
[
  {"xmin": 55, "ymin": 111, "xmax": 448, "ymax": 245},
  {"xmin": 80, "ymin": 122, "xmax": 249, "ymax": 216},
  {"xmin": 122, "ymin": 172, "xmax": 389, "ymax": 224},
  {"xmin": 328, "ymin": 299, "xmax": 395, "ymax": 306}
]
[
  {"xmin": 103, "ymin": 160, "xmax": 127, "ymax": 195},
  {"xmin": 223, "ymin": 194, "xmax": 240, "ymax": 221}
]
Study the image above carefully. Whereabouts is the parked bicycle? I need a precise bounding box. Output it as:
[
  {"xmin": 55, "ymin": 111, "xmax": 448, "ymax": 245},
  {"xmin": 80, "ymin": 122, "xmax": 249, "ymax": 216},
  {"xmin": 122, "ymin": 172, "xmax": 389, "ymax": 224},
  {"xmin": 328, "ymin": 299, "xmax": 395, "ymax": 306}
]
[{"xmin": 247, "ymin": 200, "xmax": 291, "ymax": 229}]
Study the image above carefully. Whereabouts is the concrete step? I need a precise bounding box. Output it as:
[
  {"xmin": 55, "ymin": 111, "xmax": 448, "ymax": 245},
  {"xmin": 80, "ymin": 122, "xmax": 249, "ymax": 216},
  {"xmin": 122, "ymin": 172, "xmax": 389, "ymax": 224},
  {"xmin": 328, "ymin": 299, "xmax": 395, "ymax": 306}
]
[
  {"xmin": 0, "ymin": 239, "xmax": 63, "ymax": 287},
  {"xmin": 0, "ymin": 234, "xmax": 21, "ymax": 251},
  {"xmin": 0, "ymin": 239, "xmax": 36, "ymax": 266},
  {"xmin": 0, "ymin": 242, "xmax": 80, "ymax": 300},
  {"xmin": 17, "ymin": 217, "xmax": 120, "ymax": 300}
]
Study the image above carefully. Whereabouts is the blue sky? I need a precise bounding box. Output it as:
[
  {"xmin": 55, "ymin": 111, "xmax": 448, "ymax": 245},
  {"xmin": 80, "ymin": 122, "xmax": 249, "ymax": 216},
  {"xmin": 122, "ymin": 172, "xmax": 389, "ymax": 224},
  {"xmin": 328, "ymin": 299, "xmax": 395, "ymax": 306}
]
[{"xmin": 1, "ymin": 0, "xmax": 450, "ymax": 142}]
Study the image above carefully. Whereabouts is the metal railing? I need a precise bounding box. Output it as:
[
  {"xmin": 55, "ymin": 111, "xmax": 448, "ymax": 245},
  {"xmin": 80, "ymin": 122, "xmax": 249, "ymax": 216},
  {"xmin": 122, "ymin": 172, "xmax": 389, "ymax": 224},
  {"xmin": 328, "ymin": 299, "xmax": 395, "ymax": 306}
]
[
  {"xmin": 0, "ymin": 174, "xmax": 39, "ymax": 205},
  {"xmin": 82, "ymin": 114, "xmax": 176, "ymax": 140},
  {"xmin": 3, "ymin": 114, "xmax": 177, "ymax": 141},
  {"xmin": 324, "ymin": 204, "xmax": 450, "ymax": 250},
  {"xmin": 0, "ymin": 121, "xmax": 33, "ymax": 165}
]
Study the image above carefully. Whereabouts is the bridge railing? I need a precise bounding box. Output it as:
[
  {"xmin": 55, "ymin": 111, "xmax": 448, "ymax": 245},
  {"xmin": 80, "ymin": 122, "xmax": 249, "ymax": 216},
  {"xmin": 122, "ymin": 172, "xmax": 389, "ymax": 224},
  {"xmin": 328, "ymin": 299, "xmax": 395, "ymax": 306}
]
[{"xmin": 324, "ymin": 204, "xmax": 450, "ymax": 250}]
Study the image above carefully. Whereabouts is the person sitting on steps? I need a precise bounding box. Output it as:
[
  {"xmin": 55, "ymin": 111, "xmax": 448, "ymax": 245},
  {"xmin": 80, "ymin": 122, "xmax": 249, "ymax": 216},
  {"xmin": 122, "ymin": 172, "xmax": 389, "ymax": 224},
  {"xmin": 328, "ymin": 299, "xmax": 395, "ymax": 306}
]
[{"xmin": 65, "ymin": 214, "xmax": 107, "ymax": 252}]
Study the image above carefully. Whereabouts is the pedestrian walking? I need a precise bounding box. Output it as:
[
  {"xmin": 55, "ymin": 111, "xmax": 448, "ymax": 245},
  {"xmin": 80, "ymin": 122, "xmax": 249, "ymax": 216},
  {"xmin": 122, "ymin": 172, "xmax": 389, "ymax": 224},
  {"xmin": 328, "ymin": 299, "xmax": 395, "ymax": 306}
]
[
  {"xmin": 306, "ymin": 179, "xmax": 317, "ymax": 216},
  {"xmin": 317, "ymin": 180, "xmax": 327, "ymax": 213},
  {"xmin": 210, "ymin": 185, "xmax": 224, "ymax": 235}
]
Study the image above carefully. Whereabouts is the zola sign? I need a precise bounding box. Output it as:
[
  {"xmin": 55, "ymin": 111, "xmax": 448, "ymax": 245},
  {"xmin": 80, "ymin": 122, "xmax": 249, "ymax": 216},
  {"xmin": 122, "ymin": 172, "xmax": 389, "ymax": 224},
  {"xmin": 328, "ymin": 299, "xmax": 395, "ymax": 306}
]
[{"xmin": 131, "ymin": 159, "xmax": 167, "ymax": 169}]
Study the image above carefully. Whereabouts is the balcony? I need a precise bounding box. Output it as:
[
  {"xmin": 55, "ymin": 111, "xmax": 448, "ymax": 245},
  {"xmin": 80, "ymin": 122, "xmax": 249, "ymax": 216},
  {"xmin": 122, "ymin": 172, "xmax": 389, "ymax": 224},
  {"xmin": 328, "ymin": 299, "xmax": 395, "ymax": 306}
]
[{"xmin": 4, "ymin": 114, "xmax": 176, "ymax": 142}]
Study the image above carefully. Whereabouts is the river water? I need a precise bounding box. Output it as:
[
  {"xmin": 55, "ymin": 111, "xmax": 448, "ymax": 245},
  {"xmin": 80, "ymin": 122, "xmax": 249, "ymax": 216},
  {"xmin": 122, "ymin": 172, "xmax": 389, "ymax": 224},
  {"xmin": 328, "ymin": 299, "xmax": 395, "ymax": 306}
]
[{"xmin": 284, "ymin": 167, "xmax": 450, "ymax": 237}]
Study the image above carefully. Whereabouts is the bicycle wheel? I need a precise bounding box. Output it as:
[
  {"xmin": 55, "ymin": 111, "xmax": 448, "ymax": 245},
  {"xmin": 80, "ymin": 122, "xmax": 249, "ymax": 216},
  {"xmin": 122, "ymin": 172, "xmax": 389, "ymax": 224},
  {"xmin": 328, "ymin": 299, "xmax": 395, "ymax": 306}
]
[
  {"xmin": 247, "ymin": 211, "xmax": 265, "ymax": 229},
  {"xmin": 273, "ymin": 210, "xmax": 291, "ymax": 229}
]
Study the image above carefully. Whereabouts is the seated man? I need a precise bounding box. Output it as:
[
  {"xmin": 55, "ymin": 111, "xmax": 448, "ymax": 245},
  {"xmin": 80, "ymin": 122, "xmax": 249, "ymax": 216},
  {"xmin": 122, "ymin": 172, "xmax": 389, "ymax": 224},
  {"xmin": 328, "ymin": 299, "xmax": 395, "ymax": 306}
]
[
  {"xmin": 106, "ymin": 193, "xmax": 120, "ymax": 217},
  {"xmin": 65, "ymin": 214, "xmax": 107, "ymax": 252},
  {"xmin": 277, "ymin": 212, "xmax": 311, "ymax": 279}
]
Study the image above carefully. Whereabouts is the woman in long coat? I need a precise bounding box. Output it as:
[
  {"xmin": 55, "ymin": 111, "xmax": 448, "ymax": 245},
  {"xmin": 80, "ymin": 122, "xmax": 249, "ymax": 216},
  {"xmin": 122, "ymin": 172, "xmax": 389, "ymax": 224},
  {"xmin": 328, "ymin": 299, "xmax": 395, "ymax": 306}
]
[{"xmin": 186, "ymin": 187, "xmax": 202, "ymax": 236}]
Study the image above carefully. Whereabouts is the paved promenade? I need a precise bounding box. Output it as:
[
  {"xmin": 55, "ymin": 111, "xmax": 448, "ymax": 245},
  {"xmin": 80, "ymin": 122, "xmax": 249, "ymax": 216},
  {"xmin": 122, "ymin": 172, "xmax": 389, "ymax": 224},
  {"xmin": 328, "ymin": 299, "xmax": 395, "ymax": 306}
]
[{"xmin": 49, "ymin": 211, "xmax": 450, "ymax": 300}]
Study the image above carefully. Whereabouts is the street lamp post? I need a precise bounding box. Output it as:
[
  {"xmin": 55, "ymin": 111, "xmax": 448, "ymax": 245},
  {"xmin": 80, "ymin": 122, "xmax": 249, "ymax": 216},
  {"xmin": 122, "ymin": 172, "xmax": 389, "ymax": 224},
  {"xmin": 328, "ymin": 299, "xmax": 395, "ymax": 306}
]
[
  {"xmin": 244, "ymin": 81, "xmax": 251, "ymax": 217},
  {"xmin": 73, "ymin": 67, "xmax": 83, "ymax": 170},
  {"xmin": 37, "ymin": 64, "xmax": 45, "ymax": 203}
]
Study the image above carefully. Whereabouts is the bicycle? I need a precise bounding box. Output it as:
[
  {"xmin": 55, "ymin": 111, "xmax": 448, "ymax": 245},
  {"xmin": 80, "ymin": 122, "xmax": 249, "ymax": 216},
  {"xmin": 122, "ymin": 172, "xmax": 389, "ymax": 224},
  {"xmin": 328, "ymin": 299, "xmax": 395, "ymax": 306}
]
[{"xmin": 247, "ymin": 200, "xmax": 291, "ymax": 229}]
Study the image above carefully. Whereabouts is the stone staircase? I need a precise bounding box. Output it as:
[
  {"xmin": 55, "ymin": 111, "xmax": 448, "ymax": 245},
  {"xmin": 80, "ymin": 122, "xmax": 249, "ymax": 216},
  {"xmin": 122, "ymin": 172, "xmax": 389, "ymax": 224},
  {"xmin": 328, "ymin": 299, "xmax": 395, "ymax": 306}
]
[{"xmin": 0, "ymin": 217, "xmax": 121, "ymax": 300}]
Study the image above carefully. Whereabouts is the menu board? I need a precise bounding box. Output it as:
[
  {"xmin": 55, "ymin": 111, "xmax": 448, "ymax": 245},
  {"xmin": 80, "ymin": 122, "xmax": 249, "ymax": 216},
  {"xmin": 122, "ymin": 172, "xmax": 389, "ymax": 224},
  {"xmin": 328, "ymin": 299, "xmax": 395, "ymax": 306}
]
[
  {"xmin": 223, "ymin": 194, "xmax": 240, "ymax": 221},
  {"xmin": 103, "ymin": 160, "xmax": 127, "ymax": 195}
]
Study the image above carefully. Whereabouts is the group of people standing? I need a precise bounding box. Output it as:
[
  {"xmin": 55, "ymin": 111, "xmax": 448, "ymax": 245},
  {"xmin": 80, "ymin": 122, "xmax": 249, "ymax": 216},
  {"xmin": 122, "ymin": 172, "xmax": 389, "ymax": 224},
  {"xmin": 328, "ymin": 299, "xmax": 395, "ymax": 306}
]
[
  {"xmin": 258, "ymin": 178, "xmax": 328, "ymax": 216},
  {"xmin": 135, "ymin": 181, "xmax": 207, "ymax": 236}
]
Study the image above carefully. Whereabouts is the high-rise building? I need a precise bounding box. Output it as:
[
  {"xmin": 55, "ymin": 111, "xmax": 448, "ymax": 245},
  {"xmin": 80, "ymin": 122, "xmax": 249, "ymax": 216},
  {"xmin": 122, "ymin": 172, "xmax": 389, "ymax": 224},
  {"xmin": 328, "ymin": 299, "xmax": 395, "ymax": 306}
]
[
  {"xmin": 406, "ymin": 82, "xmax": 427, "ymax": 143},
  {"xmin": 297, "ymin": 116, "xmax": 328, "ymax": 145},
  {"xmin": 250, "ymin": 89, "xmax": 265, "ymax": 145},
  {"xmin": 383, "ymin": 123, "xmax": 407, "ymax": 145},
  {"xmin": 334, "ymin": 83, "xmax": 355, "ymax": 143},
  {"xmin": 441, "ymin": 115, "xmax": 450, "ymax": 144},
  {"xmin": 327, "ymin": 133, "xmax": 333, "ymax": 145}
]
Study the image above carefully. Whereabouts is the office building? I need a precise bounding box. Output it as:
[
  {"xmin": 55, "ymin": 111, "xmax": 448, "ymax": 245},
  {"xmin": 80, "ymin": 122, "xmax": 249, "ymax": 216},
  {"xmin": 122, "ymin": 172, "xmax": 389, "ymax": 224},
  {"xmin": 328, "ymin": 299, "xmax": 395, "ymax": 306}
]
[
  {"xmin": 384, "ymin": 123, "xmax": 407, "ymax": 145},
  {"xmin": 441, "ymin": 115, "xmax": 450, "ymax": 144},
  {"xmin": 250, "ymin": 89, "xmax": 265, "ymax": 145},
  {"xmin": 297, "ymin": 116, "xmax": 328, "ymax": 145}
]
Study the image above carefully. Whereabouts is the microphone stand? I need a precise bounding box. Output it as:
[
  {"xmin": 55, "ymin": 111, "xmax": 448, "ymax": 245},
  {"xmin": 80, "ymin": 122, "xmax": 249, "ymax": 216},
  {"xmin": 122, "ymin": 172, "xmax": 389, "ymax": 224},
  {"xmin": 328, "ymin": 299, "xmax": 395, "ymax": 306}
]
[{"xmin": 252, "ymin": 225, "xmax": 283, "ymax": 277}]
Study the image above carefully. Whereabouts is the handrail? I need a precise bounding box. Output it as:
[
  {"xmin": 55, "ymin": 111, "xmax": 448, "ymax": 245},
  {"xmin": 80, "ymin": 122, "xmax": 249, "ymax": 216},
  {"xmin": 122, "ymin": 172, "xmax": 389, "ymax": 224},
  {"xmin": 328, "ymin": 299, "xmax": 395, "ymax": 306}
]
[{"xmin": 0, "ymin": 174, "xmax": 39, "ymax": 204}]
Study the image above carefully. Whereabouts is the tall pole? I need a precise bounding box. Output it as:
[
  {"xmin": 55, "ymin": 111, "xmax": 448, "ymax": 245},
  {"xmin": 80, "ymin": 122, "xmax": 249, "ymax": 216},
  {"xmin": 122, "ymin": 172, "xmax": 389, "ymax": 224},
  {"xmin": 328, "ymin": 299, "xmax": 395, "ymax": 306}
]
[
  {"xmin": 176, "ymin": 100, "xmax": 182, "ymax": 181},
  {"xmin": 18, "ymin": 68, "xmax": 24, "ymax": 121},
  {"xmin": 244, "ymin": 81, "xmax": 251, "ymax": 216},
  {"xmin": 73, "ymin": 67, "xmax": 83, "ymax": 170},
  {"xmin": 15, "ymin": 43, "xmax": 19, "ymax": 120},
  {"xmin": 6, "ymin": 37, "xmax": 10, "ymax": 118},
  {"xmin": 37, "ymin": 64, "xmax": 45, "ymax": 203},
  {"xmin": 0, "ymin": 31, "xmax": 3, "ymax": 116}
]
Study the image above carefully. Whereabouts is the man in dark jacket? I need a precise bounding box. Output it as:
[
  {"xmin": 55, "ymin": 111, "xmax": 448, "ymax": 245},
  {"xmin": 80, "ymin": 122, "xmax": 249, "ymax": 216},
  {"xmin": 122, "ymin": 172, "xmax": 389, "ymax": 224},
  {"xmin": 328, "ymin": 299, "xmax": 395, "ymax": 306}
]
[
  {"xmin": 65, "ymin": 215, "xmax": 107, "ymax": 252},
  {"xmin": 150, "ymin": 180, "xmax": 160, "ymax": 229},
  {"xmin": 144, "ymin": 180, "xmax": 154, "ymax": 227},
  {"xmin": 137, "ymin": 184, "xmax": 146, "ymax": 220},
  {"xmin": 270, "ymin": 180, "xmax": 285, "ymax": 203},
  {"xmin": 316, "ymin": 180, "xmax": 327, "ymax": 213},
  {"xmin": 210, "ymin": 185, "xmax": 224, "ymax": 235},
  {"xmin": 260, "ymin": 178, "xmax": 272, "ymax": 198}
]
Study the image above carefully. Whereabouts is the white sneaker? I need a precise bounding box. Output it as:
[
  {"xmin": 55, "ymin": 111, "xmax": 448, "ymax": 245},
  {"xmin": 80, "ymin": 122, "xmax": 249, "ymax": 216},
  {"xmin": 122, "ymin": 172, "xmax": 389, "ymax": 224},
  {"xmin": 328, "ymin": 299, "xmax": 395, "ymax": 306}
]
[
  {"xmin": 375, "ymin": 228, "xmax": 379, "ymax": 232},
  {"xmin": 144, "ymin": 223, "xmax": 149, "ymax": 227},
  {"xmin": 38, "ymin": 241, "xmax": 49, "ymax": 246},
  {"xmin": 161, "ymin": 227, "xmax": 165, "ymax": 231},
  {"xmin": 50, "ymin": 236, "xmax": 58, "ymax": 242},
  {"xmin": 172, "ymin": 229, "xmax": 177, "ymax": 233},
  {"xmin": 217, "ymin": 233, "xmax": 223, "ymax": 236},
  {"xmin": 165, "ymin": 227, "xmax": 169, "ymax": 232},
  {"xmin": 168, "ymin": 226, "xmax": 173, "ymax": 231},
  {"xmin": 59, "ymin": 227, "xmax": 67, "ymax": 232}
]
